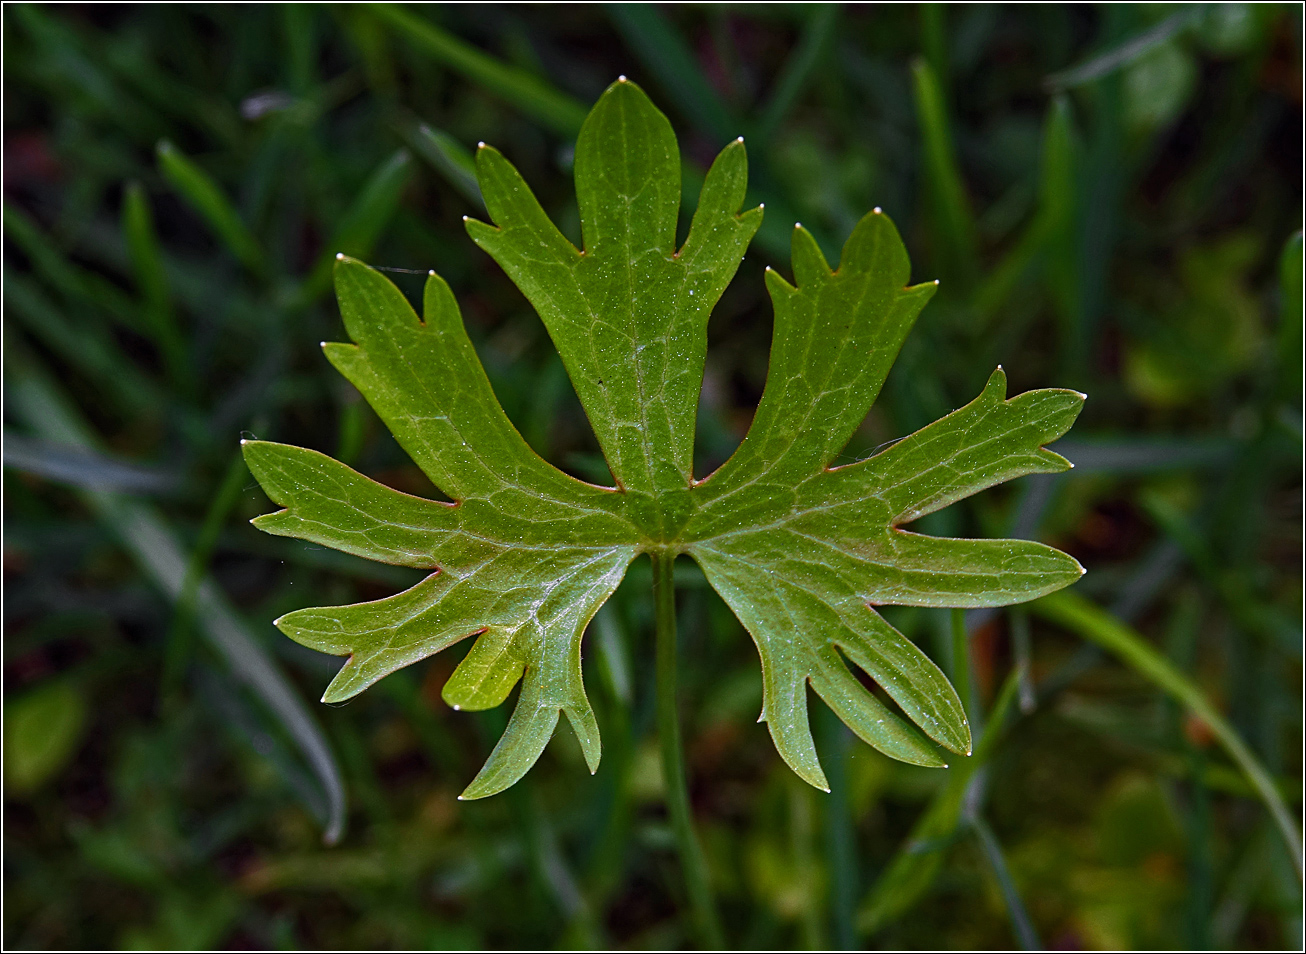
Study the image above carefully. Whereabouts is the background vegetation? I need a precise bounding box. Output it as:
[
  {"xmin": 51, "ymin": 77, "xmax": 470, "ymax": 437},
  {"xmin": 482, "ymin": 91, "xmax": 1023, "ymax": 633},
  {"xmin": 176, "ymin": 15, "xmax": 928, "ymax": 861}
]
[{"xmin": 4, "ymin": 3, "xmax": 1302, "ymax": 949}]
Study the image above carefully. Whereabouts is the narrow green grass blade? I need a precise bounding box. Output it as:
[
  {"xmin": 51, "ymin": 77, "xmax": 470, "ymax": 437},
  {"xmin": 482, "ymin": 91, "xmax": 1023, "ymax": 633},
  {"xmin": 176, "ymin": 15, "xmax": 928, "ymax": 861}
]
[
  {"xmin": 1036, "ymin": 97, "xmax": 1084, "ymax": 373},
  {"xmin": 122, "ymin": 182, "xmax": 190, "ymax": 395},
  {"xmin": 756, "ymin": 4, "xmax": 840, "ymax": 142},
  {"xmin": 911, "ymin": 59, "xmax": 978, "ymax": 286},
  {"xmin": 950, "ymin": 608, "xmax": 973, "ymax": 721},
  {"xmin": 1032, "ymin": 589, "xmax": 1303, "ymax": 881},
  {"xmin": 368, "ymin": 3, "xmax": 587, "ymax": 137},
  {"xmin": 972, "ymin": 98, "xmax": 1076, "ymax": 322},
  {"xmin": 919, "ymin": 4, "xmax": 948, "ymax": 96},
  {"xmin": 156, "ymin": 140, "xmax": 266, "ymax": 278},
  {"xmin": 3, "ymin": 202, "xmax": 143, "ymax": 332},
  {"xmin": 1053, "ymin": 437, "xmax": 1236, "ymax": 473},
  {"xmin": 6, "ymin": 354, "xmax": 347, "ymax": 846},
  {"xmin": 4, "ymin": 271, "xmax": 164, "ymax": 419},
  {"xmin": 1045, "ymin": 7, "xmax": 1203, "ymax": 90},
  {"xmin": 1, "ymin": 430, "xmax": 176, "ymax": 495},
  {"xmin": 605, "ymin": 3, "xmax": 738, "ymax": 142},
  {"xmin": 858, "ymin": 671, "xmax": 1021, "ymax": 934},
  {"xmin": 407, "ymin": 123, "xmax": 483, "ymax": 208},
  {"xmin": 162, "ymin": 451, "xmax": 251, "ymax": 700},
  {"xmin": 970, "ymin": 813, "xmax": 1042, "ymax": 950},
  {"xmin": 1277, "ymin": 231, "xmax": 1303, "ymax": 400},
  {"xmin": 1141, "ymin": 493, "xmax": 1301, "ymax": 656},
  {"xmin": 296, "ymin": 149, "xmax": 413, "ymax": 299},
  {"xmin": 10, "ymin": 3, "xmax": 156, "ymax": 138}
]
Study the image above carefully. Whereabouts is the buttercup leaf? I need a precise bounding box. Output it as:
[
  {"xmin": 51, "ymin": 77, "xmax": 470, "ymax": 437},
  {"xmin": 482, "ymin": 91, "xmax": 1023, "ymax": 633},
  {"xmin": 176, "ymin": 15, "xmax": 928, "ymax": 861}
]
[{"xmin": 245, "ymin": 79, "xmax": 1085, "ymax": 799}]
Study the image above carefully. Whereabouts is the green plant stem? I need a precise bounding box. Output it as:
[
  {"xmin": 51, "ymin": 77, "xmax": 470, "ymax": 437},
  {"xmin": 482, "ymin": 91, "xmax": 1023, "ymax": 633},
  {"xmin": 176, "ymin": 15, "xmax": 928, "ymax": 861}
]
[
  {"xmin": 1034, "ymin": 589, "xmax": 1303, "ymax": 881},
  {"xmin": 652, "ymin": 550, "xmax": 724, "ymax": 949},
  {"xmin": 949, "ymin": 608, "xmax": 973, "ymax": 721}
]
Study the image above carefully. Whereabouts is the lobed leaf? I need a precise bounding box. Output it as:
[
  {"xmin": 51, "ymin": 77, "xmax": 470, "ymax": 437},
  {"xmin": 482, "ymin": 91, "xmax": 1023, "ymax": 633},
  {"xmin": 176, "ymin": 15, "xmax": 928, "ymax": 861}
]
[{"xmin": 245, "ymin": 79, "xmax": 1086, "ymax": 798}]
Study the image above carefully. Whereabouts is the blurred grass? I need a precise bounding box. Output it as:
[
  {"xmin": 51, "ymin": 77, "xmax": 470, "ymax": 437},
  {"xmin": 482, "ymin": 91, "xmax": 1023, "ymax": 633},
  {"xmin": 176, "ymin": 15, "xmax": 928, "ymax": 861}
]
[{"xmin": 3, "ymin": 3, "xmax": 1301, "ymax": 949}]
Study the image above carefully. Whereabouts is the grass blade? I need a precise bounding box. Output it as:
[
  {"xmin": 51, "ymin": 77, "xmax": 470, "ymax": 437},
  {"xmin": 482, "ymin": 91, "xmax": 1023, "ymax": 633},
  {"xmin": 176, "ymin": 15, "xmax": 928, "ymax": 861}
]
[
  {"xmin": 406, "ymin": 122, "xmax": 484, "ymax": 208},
  {"xmin": 369, "ymin": 4, "xmax": 587, "ymax": 137},
  {"xmin": 295, "ymin": 149, "xmax": 413, "ymax": 301},
  {"xmin": 2, "ymin": 431, "xmax": 176, "ymax": 495},
  {"xmin": 6, "ymin": 355, "xmax": 347, "ymax": 845},
  {"xmin": 1032, "ymin": 589, "xmax": 1303, "ymax": 880},
  {"xmin": 1277, "ymin": 230, "xmax": 1303, "ymax": 401},
  {"xmin": 970, "ymin": 813, "xmax": 1042, "ymax": 950},
  {"xmin": 156, "ymin": 140, "xmax": 266, "ymax": 278},
  {"xmin": 1052, "ymin": 437, "xmax": 1236, "ymax": 473},
  {"xmin": 162, "ymin": 450, "xmax": 252, "ymax": 700},
  {"xmin": 950, "ymin": 607, "xmax": 973, "ymax": 721},
  {"xmin": 1141, "ymin": 492, "xmax": 1300, "ymax": 656},
  {"xmin": 4, "ymin": 270, "xmax": 165, "ymax": 419},
  {"xmin": 3, "ymin": 203, "xmax": 143, "ymax": 332},
  {"xmin": 858, "ymin": 671, "xmax": 1020, "ymax": 935},
  {"xmin": 1045, "ymin": 7, "xmax": 1203, "ymax": 90},
  {"xmin": 606, "ymin": 3, "xmax": 739, "ymax": 142},
  {"xmin": 122, "ymin": 182, "xmax": 190, "ymax": 395},
  {"xmin": 911, "ymin": 59, "xmax": 978, "ymax": 286},
  {"xmin": 919, "ymin": 4, "xmax": 948, "ymax": 97},
  {"xmin": 755, "ymin": 4, "xmax": 840, "ymax": 143},
  {"xmin": 972, "ymin": 97, "xmax": 1076, "ymax": 324}
]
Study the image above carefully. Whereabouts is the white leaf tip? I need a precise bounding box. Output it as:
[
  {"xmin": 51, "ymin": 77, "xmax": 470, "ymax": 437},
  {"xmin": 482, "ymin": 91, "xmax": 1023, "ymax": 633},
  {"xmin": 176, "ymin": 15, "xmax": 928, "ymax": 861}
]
[
  {"xmin": 335, "ymin": 252, "xmax": 344, "ymax": 260},
  {"xmin": 617, "ymin": 75, "xmax": 627, "ymax": 82},
  {"xmin": 934, "ymin": 279, "xmax": 941, "ymax": 285},
  {"xmin": 476, "ymin": 141, "xmax": 485, "ymax": 148},
  {"xmin": 736, "ymin": 136, "xmax": 744, "ymax": 142},
  {"xmin": 794, "ymin": 222, "xmax": 802, "ymax": 229},
  {"xmin": 428, "ymin": 269, "xmax": 436, "ymax": 276},
  {"xmin": 873, "ymin": 206, "xmax": 882, "ymax": 213}
]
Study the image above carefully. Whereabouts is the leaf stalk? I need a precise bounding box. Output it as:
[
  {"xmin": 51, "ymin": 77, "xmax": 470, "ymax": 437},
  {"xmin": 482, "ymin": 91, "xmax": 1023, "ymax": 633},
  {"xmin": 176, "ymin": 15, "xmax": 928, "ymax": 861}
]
[{"xmin": 652, "ymin": 550, "xmax": 725, "ymax": 948}]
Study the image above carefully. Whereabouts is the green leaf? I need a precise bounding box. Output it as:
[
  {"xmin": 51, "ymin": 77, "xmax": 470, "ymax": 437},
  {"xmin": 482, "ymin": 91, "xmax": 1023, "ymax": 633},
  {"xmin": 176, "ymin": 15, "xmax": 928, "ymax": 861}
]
[{"xmin": 246, "ymin": 79, "xmax": 1085, "ymax": 799}]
